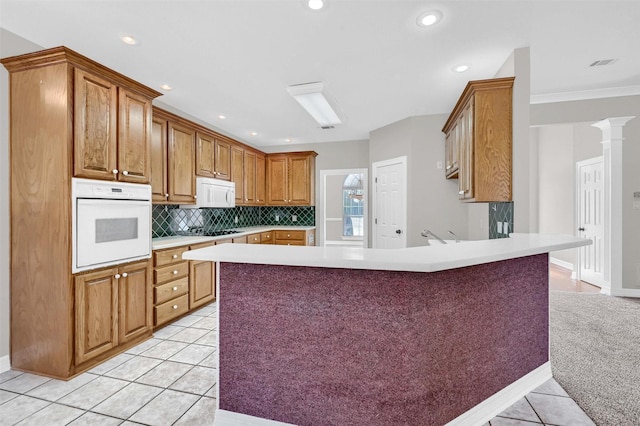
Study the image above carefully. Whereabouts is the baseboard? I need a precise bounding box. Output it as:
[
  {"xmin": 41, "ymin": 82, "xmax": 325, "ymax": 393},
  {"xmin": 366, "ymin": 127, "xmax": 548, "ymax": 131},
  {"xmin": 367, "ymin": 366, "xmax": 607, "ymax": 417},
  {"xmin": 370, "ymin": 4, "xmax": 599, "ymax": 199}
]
[
  {"xmin": 0, "ymin": 355, "xmax": 10, "ymax": 373},
  {"xmin": 215, "ymin": 363, "xmax": 553, "ymax": 426},
  {"xmin": 445, "ymin": 362, "xmax": 552, "ymax": 426},
  {"xmin": 549, "ymin": 257, "xmax": 573, "ymax": 271},
  {"xmin": 215, "ymin": 409, "xmax": 295, "ymax": 426},
  {"xmin": 610, "ymin": 287, "xmax": 640, "ymax": 298}
]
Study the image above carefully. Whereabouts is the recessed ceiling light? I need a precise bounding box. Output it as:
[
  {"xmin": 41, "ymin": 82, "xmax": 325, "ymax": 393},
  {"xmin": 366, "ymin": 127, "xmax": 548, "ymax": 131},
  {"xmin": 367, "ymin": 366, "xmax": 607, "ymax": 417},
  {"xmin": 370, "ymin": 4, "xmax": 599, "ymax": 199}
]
[
  {"xmin": 416, "ymin": 10, "xmax": 442, "ymax": 27},
  {"xmin": 218, "ymin": 115, "xmax": 227, "ymax": 120},
  {"xmin": 452, "ymin": 64, "xmax": 470, "ymax": 73},
  {"xmin": 308, "ymin": 0, "xmax": 324, "ymax": 10},
  {"xmin": 120, "ymin": 35, "xmax": 137, "ymax": 45},
  {"xmin": 285, "ymin": 138, "xmax": 292, "ymax": 142},
  {"xmin": 250, "ymin": 132, "xmax": 258, "ymax": 136},
  {"xmin": 160, "ymin": 84, "xmax": 172, "ymax": 91}
]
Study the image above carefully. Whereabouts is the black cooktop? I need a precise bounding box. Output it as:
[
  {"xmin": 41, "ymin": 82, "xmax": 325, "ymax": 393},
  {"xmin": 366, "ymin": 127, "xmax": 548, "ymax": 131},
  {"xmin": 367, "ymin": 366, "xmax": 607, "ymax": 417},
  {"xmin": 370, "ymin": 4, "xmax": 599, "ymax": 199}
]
[{"xmin": 203, "ymin": 230, "xmax": 241, "ymax": 237}]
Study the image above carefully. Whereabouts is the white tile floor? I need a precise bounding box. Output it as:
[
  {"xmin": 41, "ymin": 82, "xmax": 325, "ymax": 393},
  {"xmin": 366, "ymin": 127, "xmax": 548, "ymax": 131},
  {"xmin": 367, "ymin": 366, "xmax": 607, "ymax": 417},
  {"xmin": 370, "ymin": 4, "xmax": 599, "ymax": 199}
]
[{"xmin": 0, "ymin": 300, "xmax": 594, "ymax": 426}]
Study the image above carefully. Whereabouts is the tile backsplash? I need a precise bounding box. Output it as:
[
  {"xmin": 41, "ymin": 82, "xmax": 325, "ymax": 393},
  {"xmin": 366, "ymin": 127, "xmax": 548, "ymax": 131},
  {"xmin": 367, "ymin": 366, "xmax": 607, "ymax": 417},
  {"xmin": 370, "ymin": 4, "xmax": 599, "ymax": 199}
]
[
  {"xmin": 489, "ymin": 202, "xmax": 514, "ymax": 239},
  {"xmin": 152, "ymin": 205, "xmax": 315, "ymax": 238}
]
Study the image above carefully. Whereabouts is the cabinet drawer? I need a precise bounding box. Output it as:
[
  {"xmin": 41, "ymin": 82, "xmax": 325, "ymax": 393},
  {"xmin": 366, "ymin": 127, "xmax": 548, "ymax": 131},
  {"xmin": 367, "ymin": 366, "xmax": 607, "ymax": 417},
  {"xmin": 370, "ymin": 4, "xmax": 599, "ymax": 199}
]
[
  {"xmin": 274, "ymin": 230, "xmax": 305, "ymax": 241},
  {"xmin": 155, "ymin": 294, "xmax": 189, "ymax": 326},
  {"xmin": 154, "ymin": 247, "xmax": 189, "ymax": 267},
  {"xmin": 260, "ymin": 231, "xmax": 273, "ymax": 244},
  {"xmin": 154, "ymin": 277, "xmax": 189, "ymax": 305},
  {"xmin": 247, "ymin": 233, "xmax": 261, "ymax": 244},
  {"xmin": 232, "ymin": 236, "xmax": 248, "ymax": 244},
  {"xmin": 275, "ymin": 240, "xmax": 306, "ymax": 246},
  {"xmin": 154, "ymin": 261, "xmax": 189, "ymax": 285}
]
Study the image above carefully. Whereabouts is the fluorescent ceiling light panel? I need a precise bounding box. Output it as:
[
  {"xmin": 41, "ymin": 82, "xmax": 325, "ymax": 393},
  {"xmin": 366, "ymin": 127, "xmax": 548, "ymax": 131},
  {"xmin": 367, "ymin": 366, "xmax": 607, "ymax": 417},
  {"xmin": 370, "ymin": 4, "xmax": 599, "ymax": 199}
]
[{"xmin": 286, "ymin": 82, "xmax": 341, "ymax": 126}]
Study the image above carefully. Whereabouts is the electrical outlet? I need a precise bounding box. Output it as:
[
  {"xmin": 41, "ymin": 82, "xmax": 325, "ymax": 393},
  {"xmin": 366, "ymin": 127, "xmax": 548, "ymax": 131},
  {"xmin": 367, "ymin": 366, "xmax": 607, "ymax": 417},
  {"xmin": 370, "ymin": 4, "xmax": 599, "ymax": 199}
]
[
  {"xmin": 497, "ymin": 221, "xmax": 503, "ymax": 234},
  {"xmin": 292, "ymin": 215, "xmax": 297, "ymax": 222},
  {"xmin": 503, "ymin": 222, "xmax": 509, "ymax": 235},
  {"xmin": 275, "ymin": 215, "xmax": 280, "ymax": 222},
  {"xmin": 234, "ymin": 216, "xmax": 239, "ymax": 224}
]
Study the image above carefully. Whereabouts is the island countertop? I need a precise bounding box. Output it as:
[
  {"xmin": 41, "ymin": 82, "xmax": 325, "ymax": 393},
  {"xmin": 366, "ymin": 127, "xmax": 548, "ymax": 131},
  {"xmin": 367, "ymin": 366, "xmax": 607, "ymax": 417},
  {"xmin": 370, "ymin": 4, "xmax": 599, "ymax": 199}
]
[{"xmin": 182, "ymin": 233, "xmax": 591, "ymax": 272}]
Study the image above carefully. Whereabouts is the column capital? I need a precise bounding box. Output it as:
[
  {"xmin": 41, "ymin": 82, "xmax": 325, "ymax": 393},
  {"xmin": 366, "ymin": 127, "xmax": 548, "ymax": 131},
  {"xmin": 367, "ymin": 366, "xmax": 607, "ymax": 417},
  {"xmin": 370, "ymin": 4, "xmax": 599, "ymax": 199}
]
[{"xmin": 592, "ymin": 116, "xmax": 635, "ymax": 142}]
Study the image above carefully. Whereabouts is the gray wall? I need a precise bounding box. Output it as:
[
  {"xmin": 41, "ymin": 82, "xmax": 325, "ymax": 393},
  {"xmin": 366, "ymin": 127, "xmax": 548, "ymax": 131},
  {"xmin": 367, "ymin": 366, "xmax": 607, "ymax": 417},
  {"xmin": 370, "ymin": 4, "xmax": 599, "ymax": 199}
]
[
  {"xmin": 531, "ymin": 95, "xmax": 640, "ymax": 289},
  {"xmin": 369, "ymin": 115, "xmax": 467, "ymax": 247},
  {"xmin": 0, "ymin": 29, "xmax": 45, "ymax": 368}
]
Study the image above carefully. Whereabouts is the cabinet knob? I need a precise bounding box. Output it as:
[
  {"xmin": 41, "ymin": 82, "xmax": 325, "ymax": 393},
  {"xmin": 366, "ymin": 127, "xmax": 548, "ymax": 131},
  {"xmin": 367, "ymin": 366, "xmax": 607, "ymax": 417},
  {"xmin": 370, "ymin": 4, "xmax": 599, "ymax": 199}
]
[
  {"xmin": 172, "ymin": 254, "xmax": 178, "ymax": 259},
  {"xmin": 173, "ymin": 305, "xmax": 178, "ymax": 310},
  {"xmin": 194, "ymin": 195, "xmax": 197, "ymax": 199},
  {"xmin": 173, "ymin": 286, "xmax": 178, "ymax": 291},
  {"xmin": 173, "ymin": 270, "xmax": 178, "ymax": 275},
  {"xmin": 112, "ymin": 169, "xmax": 118, "ymax": 175},
  {"xmin": 458, "ymin": 190, "xmax": 464, "ymax": 195},
  {"xmin": 165, "ymin": 193, "xmax": 169, "ymax": 198},
  {"xmin": 287, "ymin": 234, "xmax": 290, "ymax": 237},
  {"xmin": 122, "ymin": 170, "xmax": 129, "ymax": 176},
  {"xmin": 122, "ymin": 272, "xmax": 128, "ymax": 278},
  {"xmin": 114, "ymin": 274, "xmax": 121, "ymax": 279}
]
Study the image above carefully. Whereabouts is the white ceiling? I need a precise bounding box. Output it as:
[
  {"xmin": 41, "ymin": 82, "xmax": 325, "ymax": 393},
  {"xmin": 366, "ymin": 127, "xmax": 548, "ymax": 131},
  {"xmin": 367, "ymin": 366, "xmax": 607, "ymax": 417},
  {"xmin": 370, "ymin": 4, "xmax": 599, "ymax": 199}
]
[{"xmin": 1, "ymin": 0, "xmax": 639, "ymax": 148}]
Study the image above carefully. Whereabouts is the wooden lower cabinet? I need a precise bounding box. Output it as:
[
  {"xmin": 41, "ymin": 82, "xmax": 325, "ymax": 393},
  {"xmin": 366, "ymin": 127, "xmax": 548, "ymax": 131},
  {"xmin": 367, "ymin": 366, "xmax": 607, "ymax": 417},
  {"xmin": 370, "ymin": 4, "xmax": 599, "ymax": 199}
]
[
  {"xmin": 75, "ymin": 260, "xmax": 152, "ymax": 366},
  {"xmin": 275, "ymin": 229, "xmax": 316, "ymax": 246},
  {"xmin": 152, "ymin": 242, "xmax": 217, "ymax": 327}
]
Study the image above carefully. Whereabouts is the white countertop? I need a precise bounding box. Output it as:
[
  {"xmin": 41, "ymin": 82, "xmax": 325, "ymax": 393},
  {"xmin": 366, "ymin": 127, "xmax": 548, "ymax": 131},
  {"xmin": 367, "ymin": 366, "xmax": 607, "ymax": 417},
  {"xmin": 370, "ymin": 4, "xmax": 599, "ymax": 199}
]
[
  {"xmin": 152, "ymin": 226, "xmax": 316, "ymax": 250},
  {"xmin": 182, "ymin": 233, "xmax": 591, "ymax": 273}
]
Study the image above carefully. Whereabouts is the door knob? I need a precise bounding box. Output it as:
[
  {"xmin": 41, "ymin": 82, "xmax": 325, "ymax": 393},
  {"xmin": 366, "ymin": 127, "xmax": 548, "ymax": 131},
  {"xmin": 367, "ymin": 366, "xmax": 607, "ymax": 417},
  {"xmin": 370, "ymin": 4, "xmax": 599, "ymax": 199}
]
[
  {"xmin": 578, "ymin": 227, "xmax": 585, "ymax": 231},
  {"xmin": 395, "ymin": 229, "xmax": 402, "ymax": 234}
]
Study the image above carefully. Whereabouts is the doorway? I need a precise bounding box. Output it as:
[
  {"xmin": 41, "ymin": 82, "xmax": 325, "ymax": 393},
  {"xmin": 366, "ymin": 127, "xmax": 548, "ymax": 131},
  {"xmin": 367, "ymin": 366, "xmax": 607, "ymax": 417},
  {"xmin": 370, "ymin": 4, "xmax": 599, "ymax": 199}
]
[
  {"xmin": 372, "ymin": 156, "xmax": 407, "ymax": 249},
  {"xmin": 319, "ymin": 169, "xmax": 368, "ymax": 247}
]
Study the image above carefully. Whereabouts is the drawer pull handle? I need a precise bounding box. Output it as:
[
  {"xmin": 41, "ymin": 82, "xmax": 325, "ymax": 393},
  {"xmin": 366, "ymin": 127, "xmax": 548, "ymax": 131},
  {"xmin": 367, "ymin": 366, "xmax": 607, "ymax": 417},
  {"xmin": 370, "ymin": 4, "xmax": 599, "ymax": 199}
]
[
  {"xmin": 173, "ymin": 270, "xmax": 178, "ymax": 275},
  {"xmin": 173, "ymin": 286, "xmax": 178, "ymax": 291},
  {"xmin": 122, "ymin": 272, "xmax": 128, "ymax": 278},
  {"xmin": 172, "ymin": 254, "xmax": 178, "ymax": 259},
  {"xmin": 173, "ymin": 305, "xmax": 178, "ymax": 310},
  {"xmin": 114, "ymin": 274, "xmax": 121, "ymax": 279}
]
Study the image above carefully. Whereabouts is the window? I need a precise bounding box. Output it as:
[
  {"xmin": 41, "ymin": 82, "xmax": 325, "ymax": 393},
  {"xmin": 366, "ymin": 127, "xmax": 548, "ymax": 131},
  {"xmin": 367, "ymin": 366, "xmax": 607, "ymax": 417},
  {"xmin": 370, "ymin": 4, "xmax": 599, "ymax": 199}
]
[{"xmin": 343, "ymin": 174, "xmax": 364, "ymax": 237}]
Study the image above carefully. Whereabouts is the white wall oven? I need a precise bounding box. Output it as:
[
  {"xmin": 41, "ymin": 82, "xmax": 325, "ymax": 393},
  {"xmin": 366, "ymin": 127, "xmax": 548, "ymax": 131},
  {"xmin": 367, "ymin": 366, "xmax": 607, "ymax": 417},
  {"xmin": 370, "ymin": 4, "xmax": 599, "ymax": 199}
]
[{"xmin": 72, "ymin": 178, "xmax": 152, "ymax": 273}]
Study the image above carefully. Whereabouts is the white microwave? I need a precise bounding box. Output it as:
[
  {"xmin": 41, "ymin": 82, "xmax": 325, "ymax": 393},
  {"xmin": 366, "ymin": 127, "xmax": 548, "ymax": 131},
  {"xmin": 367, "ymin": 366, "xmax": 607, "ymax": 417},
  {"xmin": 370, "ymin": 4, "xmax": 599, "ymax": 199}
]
[{"xmin": 182, "ymin": 177, "xmax": 235, "ymax": 209}]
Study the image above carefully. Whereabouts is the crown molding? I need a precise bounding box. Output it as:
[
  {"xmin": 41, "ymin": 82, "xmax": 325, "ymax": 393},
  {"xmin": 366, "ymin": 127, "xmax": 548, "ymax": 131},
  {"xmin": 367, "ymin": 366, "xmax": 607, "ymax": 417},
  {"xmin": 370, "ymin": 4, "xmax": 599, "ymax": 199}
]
[{"xmin": 530, "ymin": 85, "xmax": 640, "ymax": 104}]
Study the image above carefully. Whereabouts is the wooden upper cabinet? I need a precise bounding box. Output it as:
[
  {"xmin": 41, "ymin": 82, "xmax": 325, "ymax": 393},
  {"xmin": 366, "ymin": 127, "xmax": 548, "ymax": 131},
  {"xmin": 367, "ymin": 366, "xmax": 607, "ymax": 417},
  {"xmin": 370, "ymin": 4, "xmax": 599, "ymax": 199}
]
[
  {"xmin": 266, "ymin": 151, "xmax": 317, "ymax": 206},
  {"xmin": 231, "ymin": 145, "xmax": 244, "ymax": 204},
  {"xmin": 151, "ymin": 116, "xmax": 168, "ymax": 202},
  {"xmin": 214, "ymin": 138, "xmax": 231, "ymax": 180},
  {"xmin": 196, "ymin": 132, "xmax": 216, "ymax": 177},
  {"xmin": 74, "ymin": 68, "xmax": 153, "ymax": 183},
  {"xmin": 244, "ymin": 150, "xmax": 256, "ymax": 204},
  {"xmin": 118, "ymin": 88, "xmax": 152, "ymax": 183},
  {"xmin": 256, "ymin": 153, "xmax": 266, "ymax": 205},
  {"xmin": 74, "ymin": 69, "xmax": 118, "ymax": 180},
  {"xmin": 442, "ymin": 77, "xmax": 513, "ymax": 203},
  {"xmin": 168, "ymin": 121, "xmax": 196, "ymax": 203}
]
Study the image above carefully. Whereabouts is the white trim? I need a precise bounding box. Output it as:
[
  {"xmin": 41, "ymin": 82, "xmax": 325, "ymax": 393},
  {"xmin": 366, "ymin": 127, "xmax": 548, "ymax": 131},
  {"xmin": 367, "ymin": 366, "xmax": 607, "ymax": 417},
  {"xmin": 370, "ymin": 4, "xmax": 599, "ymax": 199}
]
[
  {"xmin": 445, "ymin": 362, "xmax": 552, "ymax": 426},
  {"xmin": 549, "ymin": 257, "xmax": 573, "ymax": 271},
  {"xmin": 609, "ymin": 288, "xmax": 640, "ymax": 298},
  {"xmin": 371, "ymin": 156, "xmax": 407, "ymax": 249},
  {"xmin": 0, "ymin": 355, "xmax": 10, "ymax": 373},
  {"xmin": 215, "ymin": 409, "xmax": 295, "ymax": 426},
  {"xmin": 530, "ymin": 85, "xmax": 640, "ymax": 104},
  {"xmin": 319, "ymin": 168, "xmax": 368, "ymax": 248}
]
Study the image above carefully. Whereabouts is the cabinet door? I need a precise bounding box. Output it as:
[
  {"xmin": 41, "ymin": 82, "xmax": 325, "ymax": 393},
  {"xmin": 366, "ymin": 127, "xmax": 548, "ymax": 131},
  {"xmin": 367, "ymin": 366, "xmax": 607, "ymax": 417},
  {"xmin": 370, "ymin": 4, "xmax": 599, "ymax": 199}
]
[
  {"xmin": 196, "ymin": 132, "xmax": 216, "ymax": 177},
  {"xmin": 244, "ymin": 150, "xmax": 256, "ymax": 204},
  {"xmin": 75, "ymin": 268, "xmax": 118, "ymax": 365},
  {"xmin": 118, "ymin": 89, "xmax": 151, "ymax": 183},
  {"xmin": 289, "ymin": 155, "xmax": 312, "ymax": 205},
  {"xmin": 445, "ymin": 128, "xmax": 458, "ymax": 179},
  {"xmin": 151, "ymin": 117, "xmax": 168, "ymax": 202},
  {"xmin": 74, "ymin": 69, "xmax": 118, "ymax": 180},
  {"xmin": 256, "ymin": 154, "xmax": 266, "ymax": 205},
  {"xmin": 266, "ymin": 155, "xmax": 288, "ymax": 205},
  {"xmin": 231, "ymin": 145, "xmax": 244, "ymax": 204},
  {"xmin": 189, "ymin": 260, "xmax": 216, "ymax": 309},
  {"xmin": 168, "ymin": 121, "xmax": 196, "ymax": 203},
  {"xmin": 462, "ymin": 100, "xmax": 474, "ymax": 200},
  {"xmin": 214, "ymin": 138, "xmax": 231, "ymax": 180},
  {"xmin": 118, "ymin": 261, "xmax": 152, "ymax": 344}
]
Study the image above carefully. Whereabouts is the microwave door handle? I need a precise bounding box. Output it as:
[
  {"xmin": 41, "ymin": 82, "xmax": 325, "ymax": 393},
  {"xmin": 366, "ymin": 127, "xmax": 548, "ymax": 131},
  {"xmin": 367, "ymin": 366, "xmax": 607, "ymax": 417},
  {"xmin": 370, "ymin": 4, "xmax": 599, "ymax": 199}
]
[{"xmin": 226, "ymin": 190, "xmax": 230, "ymax": 205}]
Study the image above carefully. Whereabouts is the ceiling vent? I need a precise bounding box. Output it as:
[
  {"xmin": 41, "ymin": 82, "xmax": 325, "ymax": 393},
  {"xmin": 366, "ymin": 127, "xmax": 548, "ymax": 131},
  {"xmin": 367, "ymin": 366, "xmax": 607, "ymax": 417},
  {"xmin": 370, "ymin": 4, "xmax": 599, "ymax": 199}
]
[
  {"xmin": 589, "ymin": 59, "xmax": 617, "ymax": 67},
  {"xmin": 321, "ymin": 125, "xmax": 335, "ymax": 130}
]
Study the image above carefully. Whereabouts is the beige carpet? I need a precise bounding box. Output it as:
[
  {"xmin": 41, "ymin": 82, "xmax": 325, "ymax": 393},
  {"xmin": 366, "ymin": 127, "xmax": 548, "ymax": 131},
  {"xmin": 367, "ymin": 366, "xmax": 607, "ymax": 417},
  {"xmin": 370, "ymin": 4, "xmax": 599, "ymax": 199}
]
[{"xmin": 550, "ymin": 291, "xmax": 640, "ymax": 425}]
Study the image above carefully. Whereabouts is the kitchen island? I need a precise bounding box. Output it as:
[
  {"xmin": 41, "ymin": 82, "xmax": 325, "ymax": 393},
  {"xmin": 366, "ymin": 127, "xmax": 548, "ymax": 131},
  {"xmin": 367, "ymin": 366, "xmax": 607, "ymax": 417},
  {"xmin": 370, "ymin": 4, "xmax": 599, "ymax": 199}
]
[{"xmin": 184, "ymin": 234, "xmax": 590, "ymax": 426}]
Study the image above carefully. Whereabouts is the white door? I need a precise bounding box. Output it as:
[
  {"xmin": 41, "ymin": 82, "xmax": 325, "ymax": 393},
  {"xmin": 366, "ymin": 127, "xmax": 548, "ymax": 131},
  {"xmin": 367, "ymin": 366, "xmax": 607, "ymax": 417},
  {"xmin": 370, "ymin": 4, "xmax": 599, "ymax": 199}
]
[
  {"xmin": 577, "ymin": 157, "xmax": 605, "ymax": 287},
  {"xmin": 373, "ymin": 157, "xmax": 407, "ymax": 249}
]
